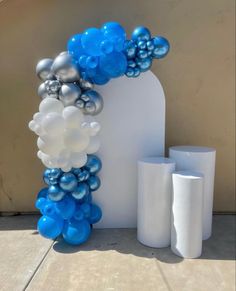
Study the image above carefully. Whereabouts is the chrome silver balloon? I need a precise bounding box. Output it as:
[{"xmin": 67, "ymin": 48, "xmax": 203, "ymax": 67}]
[
  {"xmin": 79, "ymin": 78, "xmax": 94, "ymax": 90},
  {"xmin": 52, "ymin": 52, "xmax": 80, "ymax": 82},
  {"xmin": 37, "ymin": 83, "xmax": 49, "ymax": 99},
  {"xmin": 59, "ymin": 83, "xmax": 82, "ymax": 106},
  {"xmin": 44, "ymin": 80, "xmax": 61, "ymax": 98},
  {"xmin": 80, "ymin": 90, "xmax": 104, "ymax": 115},
  {"xmin": 36, "ymin": 58, "xmax": 54, "ymax": 80},
  {"xmin": 75, "ymin": 98, "xmax": 85, "ymax": 109}
]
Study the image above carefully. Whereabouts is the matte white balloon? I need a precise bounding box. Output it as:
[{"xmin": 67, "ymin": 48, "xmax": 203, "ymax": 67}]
[
  {"xmin": 37, "ymin": 136, "xmax": 64, "ymax": 156},
  {"xmin": 62, "ymin": 106, "xmax": 84, "ymax": 128},
  {"xmin": 33, "ymin": 112, "xmax": 44, "ymax": 124},
  {"xmin": 41, "ymin": 112, "xmax": 65, "ymax": 136},
  {"xmin": 28, "ymin": 120, "xmax": 37, "ymax": 131},
  {"xmin": 70, "ymin": 152, "xmax": 87, "ymax": 168},
  {"xmin": 39, "ymin": 98, "xmax": 64, "ymax": 114},
  {"xmin": 64, "ymin": 129, "xmax": 89, "ymax": 152},
  {"xmin": 86, "ymin": 136, "xmax": 101, "ymax": 154}
]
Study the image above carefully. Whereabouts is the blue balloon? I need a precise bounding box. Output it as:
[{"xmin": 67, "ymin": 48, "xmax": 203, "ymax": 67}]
[
  {"xmin": 55, "ymin": 195, "xmax": 76, "ymax": 219},
  {"xmin": 137, "ymin": 49, "xmax": 148, "ymax": 59},
  {"xmin": 152, "ymin": 36, "xmax": 170, "ymax": 59},
  {"xmin": 102, "ymin": 22, "xmax": 126, "ymax": 51},
  {"xmin": 73, "ymin": 209, "xmax": 84, "ymax": 221},
  {"xmin": 92, "ymin": 71, "xmax": 110, "ymax": 85},
  {"xmin": 62, "ymin": 219, "xmax": 91, "ymax": 245},
  {"xmin": 125, "ymin": 67, "xmax": 135, "ymax": 77},
  {"xmin": 89, "ymin": 204, "xmax": 102, "ymax": 224},
  {"xmin": 42, "ymin": 202, "xmax": 56, "ymax": 217},
  {"xmin": 71, "ymin": 183, "xmax": 89, "ymax": 200},
  {"xmin": 50, "ymin": 168, "xmax": 62, "ymax": 179},
  {"xmin": 137, "ymin": 40, "xmax": 146, "ymax": 50},
  {"xmin": 99, "ymin": 51, "xmax": 127, "ymax": 78},
  {"xmin": 124, "ymin": 40, "xmax": 137, "ymax": 59},
  {"xmin": 72, "ymin": 168, "xmax": 82, "ymax": 176},
  {"xmin": 59, "ymin": 173, "xmax": 77, "ymax": 192},
  {"xmin": 48, "ymin": 185, "xmax": 66, "ymax": 201},
  {"xmin": 67, "ymin": 34, "xmax": 84, "ymax": 58},
  {"xmin": 81, "ymin": 28, "xmax": 104, "ymax": 56},
  {"xmin": 100, "ymin": 40, "xmax": 113, "ymax": 54},
  {"xmin": 77, "ymin": 169, "xmax": 90, "ymax": 182},
  {"xmin": 132, "ymin": 26, "xmax": 151, "ymax": 42},
  {"xmin": 87, "ymin": 175, "xmax": 101, "ymax": 191},
  {"xmin": 80, "ymin": 203, "xmax": 91, "ymax": 218},
  {"xmin": 86, "ymin": 56, "xmax": 98, "ymax": 69},
  {"xmin": 138, "ymin": 57, "xmax": 152, "ymax": 72},
  {"xmin": 38, "ymin": 215, "xmax": 64, "ymax": 239},
  {"xmin": 79, "ymin": 55, "xmax": 88, "ymax": 68},
  {"xmin": 84, "ymin": 192, "xmax": 92, "ymax": 204},
  {"xmin": 85, "ymin": 155, "xmax": 102, "ymax": 174},
  {"xmin": 127, "ymin": 60, "xmax": 136, "ymax": 68},
  {"xmin": 134, "ymin": 67, "xmax": 141, "ymax": 77},
  {"xmin": 35, "ymin": 197, "xmax": 47, "ymax": 214},
  {"xmin": 43, "ymin": 168, "xmax": 51, "ymax": 185},
  {"xmin": 37, "ymin": 187, "xmax": 48, "ymax": 199},
  {"xmin": 146, "ymin": 39, "xmax": 154, "ymax": 51}
]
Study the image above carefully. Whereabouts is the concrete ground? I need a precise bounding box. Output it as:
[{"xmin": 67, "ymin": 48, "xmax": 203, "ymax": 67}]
[{"xmin": 0, "ymin": 215, "xmax": 235, "ymax": 291}]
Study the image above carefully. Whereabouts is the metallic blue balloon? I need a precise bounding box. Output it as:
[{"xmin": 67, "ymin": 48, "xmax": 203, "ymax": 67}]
[
  {"xmin": 85, "ymin": 155, "xmax": 102, "ymax": 174},
  {"xmin": 37, "ymin": 188, "xmax": 48, "ymax": 199},
  {"xmin": 99, "ymin": 51, "xmax": 127, "ymax": 78},
  {"xmin": 48, "ymin": 178, "xmax": 58, "ymax": 185},
  {"xmin": 71, "ymin": 183, "xmax": 89, "ymax": 200},
  {"xmin": 48, "ymin": 185, "xmax": 66, "ymax": 201},
  {"xmin": 152, "ymin": 36, "xmax": 170, "ymax": 59},
  {"xmin": 125, "ymin": 67, "xmax": 134, "ymax": 77},
  {"xmin": 62, "ymin": 219, "xmax": 91, "ymax": 245},
  {"xmin": 124, "ymin": 40, "xmax": 137, "ymax": 59},
  {"xmin": 137, "ymin": 49, "xmax": 148, "ymax": 59},
  {"xmin": 89, "ymin": 204, "xmax": 102, "ymax": 224},
  {"xmin": 38, "ymin": 215, "xmax": 64, "ymax": 239},
  {"xmin": 55, "ymin": 196, "xmax": 76, "ymax": 219},
  {"xmin": 80, "ymin": 203, "xmax": 91, "ymax": 218},
  {"xmin": 72, "ymin": 168, "xmax": 82, "ymax": 176},
  {"xmin": 146, "ymin": 39, "xmax": 154, "ymax": 51},
  {"xmin": 137, "ymin": 40, "xmax": 146, "ymax": 50},
  {"xmin": 134, "ymin": 67, "xmax": 141, "ymax": 77},
  {"xmin": 43, "ymin": 169, "xmax": 51, "ymax": 185},
  {"xmin": 77, "ymin": 169, "xmax": 90, "ymax": 182},
  {"xmin": 81, "ymin": 28, "xmax": 104, "ymax": 56},
  {"xmin": 127, "ymin": 60, "xmax": 136, "ymax": 68},
  {"xmin": 138, "ymin": 57, "xmax": 152, "ymax": 72},
  {"xmin": 132, "ymin": 26, "xmax": 151, "ymax": 42},
  {"xmin": 87, "ymin": 175, "xmax": 101, "ymax": 191},
  {"xmin": 59, "ymin": 173, "xmax": 77, "ymax": 192},
  {"xmin": 50, "ymin": 168, "xmax": 62, "ymax": 179}
]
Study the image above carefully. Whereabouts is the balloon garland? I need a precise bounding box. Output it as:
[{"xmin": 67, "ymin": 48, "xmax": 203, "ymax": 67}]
[{"xmin": 29, "ymin": 22, "xmax": 169, "ymax": 245}]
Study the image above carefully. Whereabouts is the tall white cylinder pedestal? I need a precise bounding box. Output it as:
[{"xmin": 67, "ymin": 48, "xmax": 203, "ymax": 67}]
[
  {"xmin": 171, "ymin": 171, "xmax": 203, "ymax": 258},
  {"xmin": 137, "ymin": 157, "xmax": 176, "ymax": 248},
  {"xmin": 169, "ymin": 146, "xmax": 216, "ymax": 240}
]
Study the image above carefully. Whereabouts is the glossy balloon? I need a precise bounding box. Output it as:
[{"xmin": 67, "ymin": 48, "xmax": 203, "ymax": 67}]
[
  {"xmin": 59, "ymin": 83, "xmax": 81, "ymax": 106},
  {"xmin": 87, "ymin": 175, "xmax": 101, "ymax": 191},
  {"xmin": 99, "ymin": 51, "xmax": 127, "ymax": 78},
  {"xmin": 132, "ymin": 26, "xmax": 151, "ymax": 42},
  {"xmin": 38, "ymin": 215, "xmax": 63, "ymax": 239},
  {"xmin": 85, "ymin": 155, "xmax": 102, "ymax": 174},
  {"xmin": 55, "ymin": 196, "xmax": 76, "ymax": 219},
  {"xmin": 71, "ymin": 183, "xmax": 89, "ymax": 200},
  {"xmin": 89, "ymin": 204, "xmax": 102, "ymax": 224},
  {"xmin": 48, "ymin": 185, "xmax": 66, "ymax": 201},
  {"xmin": 36, "ymin": 58, "xmax": 54, "ymax": 80},
  {"xmin": 81, "ymin": 28, "xmax": 104, "ymax": 56},
  {"xmin": 152, "ymin": 36, "xmax": 170, "ymax": 58},
  {"xmin": 59, "ymin": 173, "xmax": 78, "ymax": 192},
  {"xmin": 62, "ymin": 219, "xmax": 91, "ymax": 245}
]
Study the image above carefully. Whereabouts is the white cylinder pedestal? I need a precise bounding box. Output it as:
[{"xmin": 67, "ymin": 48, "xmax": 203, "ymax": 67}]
[
  {"xmin": 171, "ymin": 171, "xmax": 203, "ymax": 259},
  {"xmin": 137, "ymin": 157, "xmax": 176, "ymax": 248},
  {"xmin": 169, "ymin": 146, "xmax": 216, "ymax": 240}
]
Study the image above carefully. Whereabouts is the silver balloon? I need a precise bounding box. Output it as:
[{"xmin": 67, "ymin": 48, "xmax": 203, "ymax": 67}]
[
  {"xmin": 75, "ymin": 98, "xmax": 85, "ymax": 109},
  {"xmin": 80, "ymin": 90, "xmax": 104, "ymax": 115},
  {"xmin": 37, "ymin": 83, "xmax": 49, "ymax": 99},
  {"xmin": 36, "ymin": 58, "xmax": 54, "ymax": 80},
  {"xmin": 45, "ymin": 80, "xmax": 61, "ymax": 98},
  {"xmin": 79, "ymin": 79, "xmax": 94, "ymax": 90},
  {"xmin": 52, "ymin": 52, "xmax": 80, "ymax": 82},
  {"xmin": 59, "ymin": 83, "xmax": 82, "ymax": 106}
]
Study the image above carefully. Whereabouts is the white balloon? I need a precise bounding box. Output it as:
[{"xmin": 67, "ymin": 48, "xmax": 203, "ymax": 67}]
[
  {"xmin": 41, "ymin": 152, "xmax": 52, "ymax": 168},
  {"xmin": 61, "ymin": 164, "xmax": 72, "ymax": 172},
  {"xmin": 39, "ymin": 98, "xmax": 64, "ymax": 114},
  {"xmin": 64, "ymin": 129, "xmax": 90, "ymax": 152},
  {"xmin": 41, "ymin": 112, "xmax": 65, "ymax": 136},
  {"xmin": 28, "ymin": 120, "xmax": 37, "ymax": 131},
  {"xmin": 70, "ymin": 152, "xmax": 87, "ymax": 168},
  {"xmin": 62, "ymin": 106, "xmax": 84, "ymax": 128},
  {"xmin": 86, "ymin": 136, "xmax": 101, "ymax": 154},
  {"xmin": 33, "ymin": 112, "xmax": 44, "ymax": 124},
  {"xmin": 37, "ymin": 150, "xmax": 43, "ymax": 159},
  {"xmin": 90, "ymin": 122, "xmax": 101, "ymax": 136},
  {"xmin": 37, "ymin": 136, "xmax": 64, "ymax": 156}
]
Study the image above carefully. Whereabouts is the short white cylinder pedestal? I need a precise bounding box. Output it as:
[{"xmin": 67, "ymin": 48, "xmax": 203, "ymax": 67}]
[
  {"xmin": 169, "ymin": 146, "xmax": 216, "ymax": 240},
  {"xmin": 137, "ymin": 157, "xmax": 176, "ymax": 248},
  {"xmin": 171, "ymin": 171, "xmax": 204, "ymax": 259}
]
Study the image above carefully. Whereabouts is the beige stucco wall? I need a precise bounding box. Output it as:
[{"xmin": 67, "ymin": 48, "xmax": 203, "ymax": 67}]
[{"xmin": 0, "ymin": 0, "xmax": 235, "ymax": 212}]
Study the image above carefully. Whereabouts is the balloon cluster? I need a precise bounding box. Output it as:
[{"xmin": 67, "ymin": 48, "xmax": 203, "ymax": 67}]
[
  {"xmin": 67, "ymin": 22, "xmax": 170, "ymax": 84},
  {"xmin": 124, "ymin": 27, "xmax": 170, "ymax": 78},
  {"xmin": 35, "ymin": 155, "xmax": 102, "ymax": 245},
  {"xmin": 36, "ymin": 52, "xmax": 104, "ymax": 115},
  {"xmin": 29, "ymin": 98, "xmax": 100, "ymax": 172}
]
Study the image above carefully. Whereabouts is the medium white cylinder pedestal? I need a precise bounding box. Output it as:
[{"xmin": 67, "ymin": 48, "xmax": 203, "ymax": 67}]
[
  {"xmin": 171, "ymin": 171, "xmax": 204, "ymax": 259},
  {"xmin": 137, "ymin": 157, "xmax": 176, "ymax": 248},
  {"xmin": 169, "ymin": 146, "xmax": 216, "ymax": 240}
]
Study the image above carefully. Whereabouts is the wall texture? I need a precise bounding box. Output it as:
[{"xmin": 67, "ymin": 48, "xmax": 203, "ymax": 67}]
[{"xmin": 0, "ymin": 0, "xmax": 235, "ymax": 212}]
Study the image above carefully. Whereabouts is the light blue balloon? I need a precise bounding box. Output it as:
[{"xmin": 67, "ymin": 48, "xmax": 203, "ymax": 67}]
[
  {"xmin": 132, "ymin": 26, "xmax": 151, "ymax": 42},
  {"xmin": 48, "ymin": 185, "xmax": 66, "ymax": 201},
  {"xmin": 55, "ymin": 195, "xmax": 76, "ymax": 219},
  {"xmin": 99, "ymin": 51, "xmax": 127, "ymax": 78},
  {"xmin": 87, "ymin": 175, "xmax": 101, "ymax": 191},
  {"xmin": 62, "ymin": 219, "xmax": 91, "ymax": 245},
  {"xmin": 59, "ymin": 173, "xmax": 77, "ymax": 192},
  {"xmin": 101, "ymin": 22, "xmax": 126, "ymax": 52},
  {"xmin": 81, "ymin": 28, "xmax": 104, "ymax": 56},
  {"xmin": 89, "ymin": 204, "xmax": 102, "ymax": 224},
  {"xmin": 37, "ymin": 187, "xmax": 48, "ymax": 199},
  {"xmin": 85, "ymin": 155, "xmax": 102, "ymax": 174},
  {"xmin": 38, "ymin": 215, "xmax": 64, "ymax": 239},
  {"xmin": 67, "ymin": 34, "xmax": 84, "ymax": 58},
  {"xmin": 152, "ymin": 36, "xmax": 170, "ymax": 59},
  {"xmin": 71, "ymin": 183, "xmax": 89, "ymax": 200}
]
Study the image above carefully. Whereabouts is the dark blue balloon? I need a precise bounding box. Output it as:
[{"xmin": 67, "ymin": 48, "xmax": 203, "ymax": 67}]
[
  {"xmin": 43, "ymin": 169, "xmax": 51, "ymax": 185},
  {"xmin": 124, "ymin": 40, "xmax": 137, "ymax": 59},
  {"xmin": 37, "ymin": 187, "xmax": 48, "ymax": 199},
  {"xmin": 152, "ymin": 36, "xmax": 170, "ymax": 59},
  {"xmin": 99, "ymin": 51, "xmax": 127, "ymax": 78},
  {"xmin": 132, "ymin": 26, "xmax": 151, "ymax": 42},
  {"xmin": 138, "ymin": 57, "xmax": 152, "ymax": 72},
  {"xmin": 81, "ymin": 28, "xmax": 104, "ymax": 56},
  {"xmin": 77, "ymin": 169, "xmax": 90, "ymax": 182},
  {"xmin": 125, "ymin": 67, "xmax": 135, "ymax": 77},
  {"xmin": 71, "ymin": 183, "xmax": 89, "ymax": 200},
  {"xmin": 38, "ymin": 215, "xmax": 64, "ymax": 239},
  {"xmin": 59, "ymin": 173, "xmax": 77, "ymax": 192},
  {"xmin": 87, "ymin": 175, "xmax": 101, "ymax": 191},
  {"xmin": 50, "ymin": 168, "xmax": 62, "ymax": 179},
  {"xmin": 146, "ymin": 39, "xmax": 154, "ymax": 51},
  {"xmin": 55, "ymin": 195, "xmax": 76, "ymax": 219},
  {"xmin": 62, "ymin": 219, "xmax": 91, "ymax": 245},
  {"xmin": 85, "ymin": 155, "xmax": 102, "ymax": 174},
  {"xmin": 89, "ymin": 204, "xmax": 102, "ymax": 224},
  {"xmin": 67, "ymin": 34, "xmax": 84, "ymax": 58},
  {"xmin": 137, "ymin": 49, "xmax": 148, "ymax": 59},
  {"xmin": 72, "ymin": 168, "xmax": 82, "ymax": 176},
  {"xmin": 48, "ymin": 185, "xmax": 66, "ymax": 201}
]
